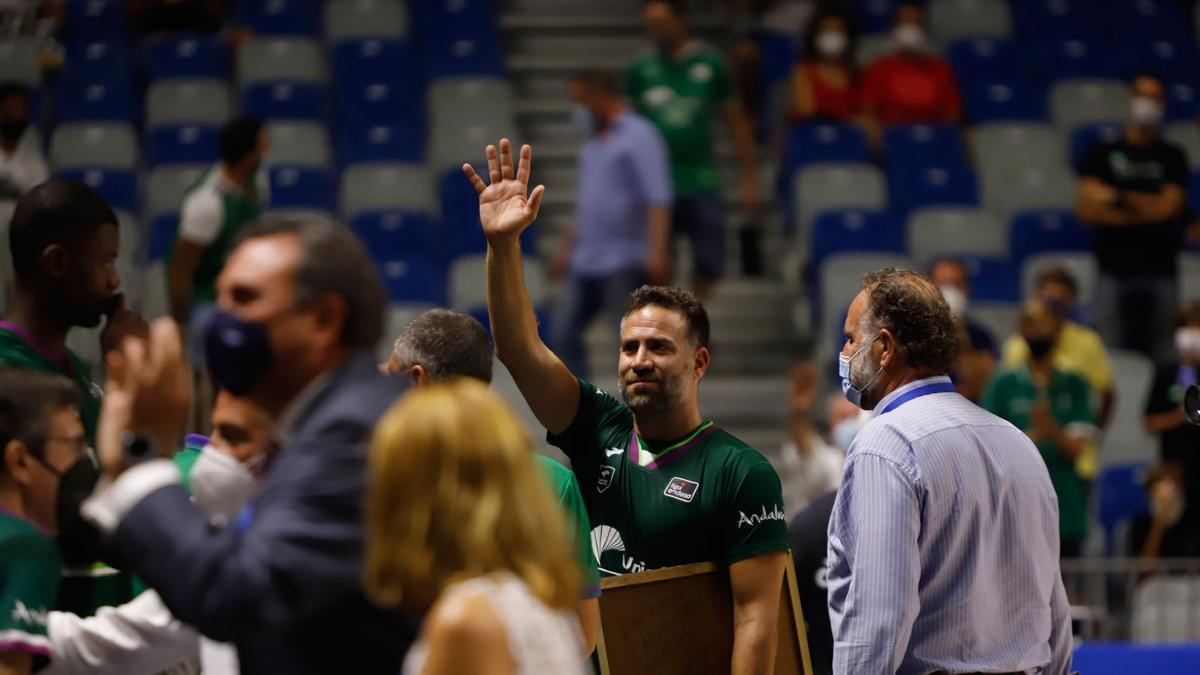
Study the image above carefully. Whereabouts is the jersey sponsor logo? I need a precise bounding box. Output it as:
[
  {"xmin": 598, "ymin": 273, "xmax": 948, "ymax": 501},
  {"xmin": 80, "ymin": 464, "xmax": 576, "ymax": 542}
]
[
  {"xmin": 88, "ymin": 380, "xmax": 104, "ymax": 401},
  {"xmin": 689, "ymin": 62, "xmax": 713, "ymax": 83},
  {"xmin": 663, "ymin": 476, "xmax": 699, "ymax": 503},
  {"xmin": 590, "ymin": 525, "xmax": 647, "ymax": 575},
  {"xmin": 736, "ymin": 503, "xmax": 786, "ymax": 529},
  {"xmin": 596, "ymin": 465, "xmax": 616, "ymax": 493},
  {"xmin": 643, "ymin": 85, "xmax": 675, "ymax": 108},
  {"xmin": 10, "ymin": 600, "xmax": 47, "ymax": 628},
  {"xmin": 605, "ymin": 447, "xmax": 624, "ymax": 458}
]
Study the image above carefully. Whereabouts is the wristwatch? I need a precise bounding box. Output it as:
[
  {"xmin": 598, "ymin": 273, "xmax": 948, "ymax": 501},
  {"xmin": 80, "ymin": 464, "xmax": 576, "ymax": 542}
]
[{"xmin": 120, "ymin": 431, "xmax": 160, "ymax": 465}]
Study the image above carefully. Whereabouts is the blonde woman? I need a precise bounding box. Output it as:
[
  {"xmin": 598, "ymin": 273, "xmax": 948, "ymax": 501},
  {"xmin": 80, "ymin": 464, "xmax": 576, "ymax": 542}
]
[{"xmin": 365, "ymin": 379, "xmax": 588, "ymax": 675}]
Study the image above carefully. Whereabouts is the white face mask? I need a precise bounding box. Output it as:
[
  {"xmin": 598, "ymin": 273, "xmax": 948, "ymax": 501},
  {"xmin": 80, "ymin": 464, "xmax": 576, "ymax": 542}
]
[
  {"xmin": 816, "ymin": 31, "xmax": 848, "ymax": 58},
  {"xmin": 939, "ymin": 285, "xmax": 968, "ymax": 317},
  {"xmin": 1176, "ymin": 327, "xmax": 1200, "ymax": 360},
  {"xmin": 1130, "ymin": 96, "xmax": 1164, "ymax": 127},
  {"xmin": 893, "ymin": 23, "xmax": 926, "ymax": 51},
  {"xmin": 190, "ymin": 445, "xmax": 258, "ymax": 525}
]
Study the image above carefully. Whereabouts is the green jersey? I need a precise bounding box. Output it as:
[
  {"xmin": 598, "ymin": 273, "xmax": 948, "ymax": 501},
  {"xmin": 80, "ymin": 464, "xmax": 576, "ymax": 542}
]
[
  {"xmin": 537, "ymin": 455, "xmax": 602, "ymax": 598},
  {"xmin": 0, "ymin": 324, "xmax": 101, "ymax": 445},
  {"xmin": 626, "ymin": 43, "xmax": 734, "ymax": 195},
  {"xmin": 170, "ymin": 165, "xmax": 263, "ymax": 305},
  {"xmin": 548, "ymin": 379, "xmax": 787, "ymax": 577},
  {"xmin": 0, "ymin": 510, "xmax": 61, "ymax": 660}
]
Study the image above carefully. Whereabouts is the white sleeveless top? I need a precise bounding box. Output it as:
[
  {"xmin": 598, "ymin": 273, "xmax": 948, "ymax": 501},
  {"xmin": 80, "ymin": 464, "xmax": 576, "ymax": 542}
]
[{"xmin": 403, "ymin": 573, "xmax": 588, "ymax": 675}]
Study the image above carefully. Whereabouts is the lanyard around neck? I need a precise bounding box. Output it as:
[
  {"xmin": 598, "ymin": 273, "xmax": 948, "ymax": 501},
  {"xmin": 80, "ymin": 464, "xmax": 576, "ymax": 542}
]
[{"xmin": 878, "ymin": 381, "xmax": 956, "ymax": 415}]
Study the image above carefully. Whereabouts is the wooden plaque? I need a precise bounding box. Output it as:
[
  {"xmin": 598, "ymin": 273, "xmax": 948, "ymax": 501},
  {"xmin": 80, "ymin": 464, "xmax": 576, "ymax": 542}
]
[{"xmin": 595, "ymin": 555, "xmax": 812, "ymax": 675}]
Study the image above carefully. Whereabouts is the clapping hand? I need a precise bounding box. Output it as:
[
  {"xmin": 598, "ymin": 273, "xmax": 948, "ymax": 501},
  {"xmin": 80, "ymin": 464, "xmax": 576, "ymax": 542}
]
[{"xmin": 463, "ymin": 139, "xmax": 546, "ymax": 243}]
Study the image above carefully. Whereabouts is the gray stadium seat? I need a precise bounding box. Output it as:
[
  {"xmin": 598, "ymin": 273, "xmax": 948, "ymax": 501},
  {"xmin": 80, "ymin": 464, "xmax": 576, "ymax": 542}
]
[
  {"xmin": 144, "ymin": 164, "xmax": 208, "ymax": 220},
  {"xmin": 1132, "ymin": 576, "xmax": 1200, "ymax": 643},
  {"xmin": 0, "ymin": 38, "xmax": 39, "ymax": 86},
  {"xmin": 1166, "ymin": 122, "xmax": 1200, "ymax": 169},
  {"xmin": 983, "ymin": 164, "xmax": 1076, "ymax": 220},
  {"xmin": 974, "ymin": 123, "xmax": 1067, "ymax": 180},
  {"xmin": 450, "ymin": 254, "xmax": 546, "ymax": 311},
  {"xmin": 968, "ymin": 302, "xmax": 1020, "ymax": 345},
  {"xmin": 428, "ymin": 78, "xmax": 515, "ymax": 126},
  {"xmin": 906, "ymin": 207, "xmax": 1007, "ymax": 264},
  {"xmin": 1102, "ymin": 349, "xmax": 1157, "ymax": 465},
  {"xmin": 141, "ymin": 262, "xmax": 170, "ymax": 320},
  {"xmin": 378, "ymin": 302, "xmax": 437, "ymax": 362},
  {"xmin": 929, "ymin": 0, "xmax": 1012, "ymax": 42},
  {"xmin": 50, "ymin": 123, "xmax": 138, "ymax": 170},
  {"xmin": 65, "ymin": 327, "xmax": 103, "ymax": 375},
  {"xmin": 1050, "ymin": 79, "xmax": 1128, "ymax": 131},
  {"xmin": 325, "ymin": 0, "xmax": 408, "ymax": 42},
  {"xmin": 1180, "ymin": 252, "xmax": 1200, "ymax": 302},
  {"xmin": 340, "ymin": 163, "xmax": 435, "ymax": 218},
  {"xmin": 794, "ymin": 163, "xmax": 887, "ymax": 236},
  {"xmin": 265, "ymin": 122, "xmax": 331, "ymax": 168},
  {"xmin": 429, "ymin": 121, "xmax": 520, "ymax": 175},
  {"xmin": 1022, "ymin": 252, "xmax": 1097, "ymax": 305},
  {"xmin": 855, "ymin": 34, "xmax": 895, "ymax": 68},
  {"xmin": 238, "ymin": 38, "xmax": 327, "ymax": 87},
  {"xmin": 146, "ymin": 80, "xmax": 232, "ymax": 128},
  {"xmin": 818, "ymin": 252, "xmax": 915, "ymax": 359}
]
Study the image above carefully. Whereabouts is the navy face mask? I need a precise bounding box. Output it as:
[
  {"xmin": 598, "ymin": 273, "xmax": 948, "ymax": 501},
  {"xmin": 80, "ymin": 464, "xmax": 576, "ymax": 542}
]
[{"xmin": 204, "ymin": 310, "xmax": 273, "ymax": 396}]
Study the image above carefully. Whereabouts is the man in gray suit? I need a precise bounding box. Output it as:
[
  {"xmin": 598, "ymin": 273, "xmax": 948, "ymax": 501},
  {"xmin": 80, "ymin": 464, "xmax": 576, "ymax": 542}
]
[{"xmin": 81, "ymin": 216, "xmax": 416, "ymax": 675}]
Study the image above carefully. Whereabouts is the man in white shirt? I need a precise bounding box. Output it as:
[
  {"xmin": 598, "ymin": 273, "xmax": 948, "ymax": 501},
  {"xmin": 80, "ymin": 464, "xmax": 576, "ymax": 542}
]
[{"xmin": 0, "ymin": 82, "xmax": 47, "ymax": 203}]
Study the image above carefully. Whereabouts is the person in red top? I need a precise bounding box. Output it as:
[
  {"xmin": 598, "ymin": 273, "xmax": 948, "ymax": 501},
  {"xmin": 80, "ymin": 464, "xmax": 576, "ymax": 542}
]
[
  {"xmin": 790, "ymin": 8, "xmax": 859, "ymax": 123},
  {"xmin": 860, "ymin": 2, "xmax": 962, "ymax": 132}
]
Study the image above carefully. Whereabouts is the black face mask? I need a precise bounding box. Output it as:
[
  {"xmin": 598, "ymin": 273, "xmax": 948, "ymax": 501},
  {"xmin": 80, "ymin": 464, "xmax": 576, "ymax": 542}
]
[
  {"xmin": 40, "ymin": 454, "xmax": 102, "ymax": 566},
  {"xmin": 0, "ymin": 120, "xmax": 27, "ymax": 144},
  {"xmin": 1025, "ymin": 335, "xmax": 1055, "ymax": 361}
]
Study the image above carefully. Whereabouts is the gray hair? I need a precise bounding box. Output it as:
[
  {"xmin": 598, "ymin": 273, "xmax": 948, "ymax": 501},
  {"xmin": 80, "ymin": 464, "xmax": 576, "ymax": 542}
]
[
  {"xmin": 860, "ymin": 268, "xmax": 960, "ymax": 377},
  {"xmin": 391, "ymin": 309, "xmax": 493, "ymax": 384},
  {"xmin": 236, "ymin": 214, "xmax": 386, "ymax": 351}
]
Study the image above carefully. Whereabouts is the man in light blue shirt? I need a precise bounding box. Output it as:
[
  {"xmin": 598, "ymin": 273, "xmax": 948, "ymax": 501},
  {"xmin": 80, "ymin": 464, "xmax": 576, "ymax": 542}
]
[
  {"xmin": 828, "ymin": 268, "xmax": 1073, "ymax": 675},
  {"xmin": 549, "ymin": 68, "xmax": 672, "ymax": 377}
]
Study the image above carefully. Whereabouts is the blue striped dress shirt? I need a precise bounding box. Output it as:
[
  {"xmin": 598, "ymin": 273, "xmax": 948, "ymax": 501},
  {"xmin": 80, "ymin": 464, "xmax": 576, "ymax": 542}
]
[{"xmin": 827, "ymin": 376, "xmax": 1073, "ymax": 675}]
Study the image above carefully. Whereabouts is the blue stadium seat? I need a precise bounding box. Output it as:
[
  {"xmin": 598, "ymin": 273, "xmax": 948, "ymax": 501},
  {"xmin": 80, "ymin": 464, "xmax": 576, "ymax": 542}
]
[
  {"xmin": 56, "ymin": 167, "xmax": 137, "ymax": 212},
  {"xmin": 782, "ymin": 123, "xmax": 870, "ymax": 178},
  {"xmin": 1166, "ymin": 79, "xmax": 1200, "ymax": 121},
  {"xmin": 1033, "ymin": 39, "xmax": 1119, "ymax": 81},
  {"xmin": 1009, "ymin": 209, "xmax": 1092, "ymax": 262},
  {"xmin": 1097, "ymin": 462, "xmax": 1151, "ymax": 554},
  {"xmin": 440, "ymin": 169, "xmax": 534, "ymax": 256},
  {"xmin": 882, "ymin": 124, "xmax": 967, "ymax": 168},
  {"xmin": 63, "ymin": 41, "xmax": 135, "ymax": 80},
  {"xmin": 848, "ymin": 0, "xmax": 897, "ymax": 34},
  {"xmin": 1069, "ymin": 122, "xmax": 1122, "ymax": 172},
  {"xmin": 423, "ymin": 32, "xmax": 505, "ymax": 79},
  {"xmin": 235, "ymin": 0, "xmax": 321, "ymax": 36},
  {"xmin": 242, "ymin": 82, "xmax": 327, "ymax": 121},
  {"xmin": 336, "ymin": 80, "xmax": 422, "ymax": 128},
  {"xmin": 331, "ymin": 39, "xmax": 417, "ymax": 88},
  {"xmin": 336, "ymin": 123, "xmax": 424, "ymax": 164},
  {"xmin": 268, "ymin": 166, "xmax": 335, "ymax": 211},
  {"xmin": 963, "ymin": 78, "xmax": 1047, "ymax": 123},
  {"xmin": 63, "ymin": 0, "xmax": 127, "ymax": 42},
  {"xmin": 956, "ymin": 254, "xmax": 1020, "ymax": 302},
  {"xmin": 409, "ymin": 0, "xmax": 497, "ymax": 40},
  {"xmin": 55, "ymin": 77, "xmax": 136, "ymax": 123},
  {"xmin": 810, "ymin": 209, "xmax": 905, "ymax": 272},
  {"xmin": 351, "ymin": 211, "xmax": 443, "ymax": 260},
  {"xmin": 1010, "ymin": 0, "xmax": 1105, "ymax": 44},
  {"xmin": 148, "ymin": 215, "xmax": 179, "ymax": 261},
  {"xmin": 1126, "ymin": 39, "xmax": 1200, "ymax": 82},
  {"xmin": 146, "ymin": 125, "xmax": 219, "ymax": 166},
  {"xmin": 758, "ymin": 32, "xmax": 797, "ymax": 90},
  {"xmin": 1111, "ymin": 0, "xmax": 1192, "ymax": 41},
  {"xmin": 946, "ymin": 37, "xmax": 1019, "ymax": 81},
  {"xmin": 887, "ymin": 163, "xmax": 979, "ymax": 216},
  {"xmin": 375, "ymin": 256, "xmax": 448, "ymax": 305},
  {"xmin": 146, "ymin": 34, "xmax": 230, "ymax": 81},
  {"xmin": 468, "ymin": 307, "xmax": 553, "ymax": 343}
]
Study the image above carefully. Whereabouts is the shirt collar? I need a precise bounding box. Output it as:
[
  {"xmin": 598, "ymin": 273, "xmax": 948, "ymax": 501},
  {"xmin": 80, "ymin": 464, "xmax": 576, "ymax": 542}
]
[
  {"xmin": 870, "ymin": 375, "xmax": 953, "ymax": 418},
  {"xmin": 274, "ymin": 371, "xmax": 334, "ymax": 444}
]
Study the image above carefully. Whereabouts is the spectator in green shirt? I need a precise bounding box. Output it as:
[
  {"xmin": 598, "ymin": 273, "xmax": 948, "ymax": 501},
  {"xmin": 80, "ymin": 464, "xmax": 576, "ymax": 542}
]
[
  {"xmin": 983, "ymin": 300, "xmax": 1097, "ymax": 558},
  {"xmin": 630, "ymin": 0, "xmax": 761, "ymax": 299}
]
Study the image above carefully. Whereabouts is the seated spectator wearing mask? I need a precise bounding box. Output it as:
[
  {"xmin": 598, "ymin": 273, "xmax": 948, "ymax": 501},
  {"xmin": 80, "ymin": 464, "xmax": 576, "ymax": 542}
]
[
  {"xmin": 1143, "ymin": 301, "xmax": 1200, "ymax": 547},
  {"xmin": 366, "ymin": 380, "xmax": 588, "ymax": 675},
  {"xmin": 790, "ymin": 8, "xmax": 859, "ymax": 123},
  {"xmin": 859, "ymin": 2, "xmax": 961, "ymax": 144},
  {"xmin": 777, "ymin": 362, "xmax": 843, "ymax": 517},
  {"xmin": 46, "ymin": 390, "xmax": 276, "ymax": 674},
  {"xmin": 0, "ymin": 368, "xmax": 89, "ymax": 675},
  {"xmin": 1002, "ymin": 267, "xmax": 1115, "ymax": 483},
  {"xmin": 928, "ymin": 257, "xmax": 997, "ymax": 403},
  {"xmin": 984, "ymin": 301, "xmax": 1097, "ymax": 558},
  {"xmin": 0, "ymin": 82, "xmax": 47, "ymax": 207},
  {"xmin": 1127, "ymin": 463, "xmax": 1198, "ymax": 563},
  {"xmin": 384, "ymin": 308, "xmax": 601, "ymax": 656}
]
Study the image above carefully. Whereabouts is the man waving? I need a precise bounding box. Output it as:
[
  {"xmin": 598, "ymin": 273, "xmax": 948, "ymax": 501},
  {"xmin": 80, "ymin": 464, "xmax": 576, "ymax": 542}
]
[{"xmin": 463, "ymin": 140, "xmax": 787, "ymax": 674}]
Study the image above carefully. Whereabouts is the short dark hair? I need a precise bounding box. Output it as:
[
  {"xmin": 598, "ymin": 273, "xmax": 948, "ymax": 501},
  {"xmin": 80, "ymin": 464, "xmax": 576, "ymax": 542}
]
[
  {"xmin": 624, "ymin": 286, "xmax": 710, "ymax": 349},
  {"xmin": 1034, "ymin": 267, "xmax": 1078, "ymax": 298},
  {"xmin": 802, "ymin": 7, "xmax": 858, "ymax": 64},
  {"xmin": 894, "ymin": 1, "xmax": 925, "ymax": 19},
  {"xmin": 1177, "ymin": 300, "xmax": 1200, "ymax": 328},
  {"xmin": 218, "ymin": 116, "xmax": 264, "ymax": 166},
  {"xmin": 0, "ymin": 367, "xmax": 80, "ymax": 468},
  {"xmin": 1131, "ymin": 70, "xmax": 1164, "ymax": 89},
  {"xmin": 9, "ymin": 179, "xmax": 118, "ymax": 281},
  {"xmin": 860, "ymin": 268, "xmax": 959, "ymax": 377},
  {"xmin": 927, "ymin": 256, "xmax": 970, "ymax": 285},
  {"xmin": 646, "ymin": 0, "xmax": 686, "ymax": 17},
  {"xmin": 573, "ymin": 68, "xmax": 620, "ymax": 96},
  {"xmin": 237, "ymin": 215, "xmax": 386, "ymax": 351},
  {"xmin": 0, "ymin": 81, "xmax": 31, "ymax": 108},
  {"xmin": 392, "ymin": 309, "xmax": 493, "ymax": 384}
]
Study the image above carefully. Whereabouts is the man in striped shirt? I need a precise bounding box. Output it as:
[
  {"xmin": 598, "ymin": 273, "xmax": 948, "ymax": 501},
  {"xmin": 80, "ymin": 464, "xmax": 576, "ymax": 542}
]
[{"xmin": 828, "ymin": 268, "xmax": 1073, "ymax": 675}]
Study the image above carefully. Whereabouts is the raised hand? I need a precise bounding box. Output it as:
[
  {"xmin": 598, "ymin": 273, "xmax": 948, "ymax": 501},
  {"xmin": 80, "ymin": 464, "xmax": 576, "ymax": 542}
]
[{"xmin": 463, "ymin": 139, "xmax": 545, "ymax": 243}]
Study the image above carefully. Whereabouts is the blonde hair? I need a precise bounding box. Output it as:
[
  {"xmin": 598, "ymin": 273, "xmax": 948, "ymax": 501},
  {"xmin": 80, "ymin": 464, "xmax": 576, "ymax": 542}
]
[{"xmin": 364, "ymin": 379, "xmax": 582, "ymax": 613}]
